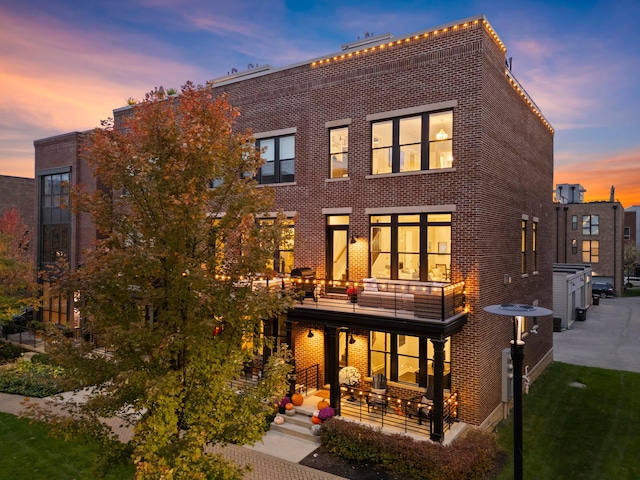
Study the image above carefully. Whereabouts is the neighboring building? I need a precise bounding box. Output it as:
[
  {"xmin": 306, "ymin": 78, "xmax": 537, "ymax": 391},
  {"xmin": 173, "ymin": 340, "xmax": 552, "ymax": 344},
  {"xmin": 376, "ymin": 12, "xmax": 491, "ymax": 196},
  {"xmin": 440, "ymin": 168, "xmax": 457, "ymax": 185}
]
[
  {"xmin": 0, "ymin": 175, "xmax": 36, "ymax": 256},
  {"xmin": 33, "ymin": 132, "xmax": 96, "ymax": 328},
  {"xmin": 625, "ymin": 206, "xmax": 640, "ymax": 276},
  {"xmin": 624, "ymin": 206, "xmax": 640, "ymax": 248},
  {"xmin": 35, "ymin": 15, "xmax": 554, "ymax": 441},
  {"xmin": 554, "ymin": 183, "xmax": 625, "ymax": 295}
]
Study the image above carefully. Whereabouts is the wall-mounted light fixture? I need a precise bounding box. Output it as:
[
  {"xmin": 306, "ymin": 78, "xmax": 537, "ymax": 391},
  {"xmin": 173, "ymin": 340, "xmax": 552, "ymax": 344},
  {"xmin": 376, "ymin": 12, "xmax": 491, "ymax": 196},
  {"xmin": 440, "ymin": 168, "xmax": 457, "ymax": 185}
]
[
  {"xmin": 349, "ymin": 333, "xmax": 356, "ymax": 344},
  {"xmin": 307, "ymin": 329, "xmax": 314, "ymax": 338},
  {"xmin": 350, "ymin": 235, "xmax": 357, "ymax": 244}
]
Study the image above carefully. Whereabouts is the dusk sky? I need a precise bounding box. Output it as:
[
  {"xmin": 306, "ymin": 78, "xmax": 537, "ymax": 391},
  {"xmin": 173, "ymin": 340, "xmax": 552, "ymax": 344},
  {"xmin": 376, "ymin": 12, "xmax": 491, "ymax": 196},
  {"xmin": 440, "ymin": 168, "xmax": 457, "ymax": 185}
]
[{"xmin": 1, "ymin": 0, "xmax": 639, "ymax": 207}]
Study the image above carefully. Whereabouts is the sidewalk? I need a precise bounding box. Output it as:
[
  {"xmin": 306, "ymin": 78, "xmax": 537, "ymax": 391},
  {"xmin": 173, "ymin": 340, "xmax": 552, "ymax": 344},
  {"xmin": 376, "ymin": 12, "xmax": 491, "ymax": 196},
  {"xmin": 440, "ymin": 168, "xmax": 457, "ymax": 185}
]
[{"xmin": 0, "ymin": 391, "xmax": 346, "ymax": 480}]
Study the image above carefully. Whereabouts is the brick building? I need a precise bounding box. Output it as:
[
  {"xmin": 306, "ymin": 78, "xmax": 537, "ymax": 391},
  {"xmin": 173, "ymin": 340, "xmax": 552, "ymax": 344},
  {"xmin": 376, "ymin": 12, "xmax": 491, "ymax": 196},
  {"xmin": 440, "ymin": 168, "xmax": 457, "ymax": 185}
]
[
  {"xmin": 553, "ymin": 183, "xmax": 625, "ymax": 295},
  {"xmin": 33, "ymin": 132, "xmax": 97, "ymax": 326},
  {"xmin": 35, "ymin": 15, "xmax": 554, "ymax": 440}
]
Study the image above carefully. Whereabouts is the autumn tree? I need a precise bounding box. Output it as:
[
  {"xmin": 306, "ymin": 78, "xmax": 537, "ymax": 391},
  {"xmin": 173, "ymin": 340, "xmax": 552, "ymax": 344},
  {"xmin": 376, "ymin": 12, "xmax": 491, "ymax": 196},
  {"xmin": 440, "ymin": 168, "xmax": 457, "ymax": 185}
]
[
  {"xmin": 42, "ymin": 82, "xmax": 294, "ymax": 479},
  {"xmin": 0, "ymin": 208, "xmax": 38, "ymax": 323},
  {"xmin": 624, "ymin": 244, "xmax": 640, "ymax": 279}
]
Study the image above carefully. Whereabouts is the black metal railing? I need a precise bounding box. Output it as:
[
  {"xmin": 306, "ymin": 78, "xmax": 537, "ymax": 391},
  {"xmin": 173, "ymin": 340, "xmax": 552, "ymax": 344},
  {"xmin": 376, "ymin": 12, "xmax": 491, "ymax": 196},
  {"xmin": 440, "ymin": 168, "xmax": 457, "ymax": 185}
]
[
  {"xmin": 294, "ymin": 363, "xmax": 320, "ymax": 395},
  {"xmin": 287, "ymin": 277, "xmax": 466, "ymax": 321},
  {"xmin": 1, "ymin": 324, "xmax": 41, "ymax": 349},
  {"xmin": 338, "ymin": 387, "xmax": 459, "ymax": 438}
]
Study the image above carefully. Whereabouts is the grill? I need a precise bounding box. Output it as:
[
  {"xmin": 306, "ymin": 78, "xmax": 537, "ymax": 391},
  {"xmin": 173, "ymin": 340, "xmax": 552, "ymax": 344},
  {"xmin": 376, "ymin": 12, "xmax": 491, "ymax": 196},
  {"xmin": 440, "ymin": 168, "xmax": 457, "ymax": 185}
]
[{"xmin": 290, "ymin": 267, "xmax": 318, "ymax": 304}]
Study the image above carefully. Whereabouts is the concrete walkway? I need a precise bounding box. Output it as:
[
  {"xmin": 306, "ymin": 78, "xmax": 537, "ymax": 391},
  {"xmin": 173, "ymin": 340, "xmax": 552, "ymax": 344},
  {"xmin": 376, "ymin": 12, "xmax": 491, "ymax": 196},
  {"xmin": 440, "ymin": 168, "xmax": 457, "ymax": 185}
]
[
  {"xmin": 0, "ymin": 391, "xmax": 346, "ymax": 479},
  {"xmin": 553, "ymin": 295, "xmax": 640, "ymax": 373}
]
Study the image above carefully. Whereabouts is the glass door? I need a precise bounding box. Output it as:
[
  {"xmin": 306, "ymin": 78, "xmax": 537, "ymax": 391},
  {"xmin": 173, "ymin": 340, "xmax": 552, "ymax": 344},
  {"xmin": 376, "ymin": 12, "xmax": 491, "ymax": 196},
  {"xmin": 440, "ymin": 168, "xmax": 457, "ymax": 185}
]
[{"xmin": 326, "ymin": 215, "xmax": 350, "ymax": 293}]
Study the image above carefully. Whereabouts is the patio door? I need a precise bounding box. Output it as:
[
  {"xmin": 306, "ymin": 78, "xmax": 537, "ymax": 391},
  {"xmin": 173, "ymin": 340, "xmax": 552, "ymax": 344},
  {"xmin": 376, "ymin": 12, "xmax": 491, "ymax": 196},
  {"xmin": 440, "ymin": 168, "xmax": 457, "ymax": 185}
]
[{"xmin": 326, "ymin": 215, "xmax": 350, "ymax": 293}]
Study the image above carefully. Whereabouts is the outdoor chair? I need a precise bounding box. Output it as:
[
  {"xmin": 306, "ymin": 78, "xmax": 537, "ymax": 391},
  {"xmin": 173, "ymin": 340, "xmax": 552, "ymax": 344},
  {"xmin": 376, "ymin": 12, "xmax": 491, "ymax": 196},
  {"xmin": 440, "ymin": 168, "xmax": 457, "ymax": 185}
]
[
  {"xmin": 407, "ymin": 384, "xmax": 434, "ymax": 425},
  {"xmin": 366, "ymin": 373, "xmax": 388, "ymax": 412}
]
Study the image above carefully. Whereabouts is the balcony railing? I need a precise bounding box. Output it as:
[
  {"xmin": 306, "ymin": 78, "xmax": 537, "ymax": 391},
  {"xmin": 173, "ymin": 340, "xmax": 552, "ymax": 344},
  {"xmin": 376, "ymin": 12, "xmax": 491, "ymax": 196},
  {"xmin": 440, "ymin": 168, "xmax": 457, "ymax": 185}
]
[
  {"xmin": 288, "ymin": 277, "xmax": 466, "ymax": 321},
  {"xmin": 339, "ymin": 387, "xmax": 459, "ymax": 438}
]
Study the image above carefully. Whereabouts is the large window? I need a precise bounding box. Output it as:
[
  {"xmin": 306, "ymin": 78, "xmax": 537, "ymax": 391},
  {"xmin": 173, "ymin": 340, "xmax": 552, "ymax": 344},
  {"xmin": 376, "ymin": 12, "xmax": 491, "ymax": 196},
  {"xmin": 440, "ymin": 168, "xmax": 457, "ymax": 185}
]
[
  {"xmin": 582, "ymin": 215, "xmax": 599, "ymax": 235},
  {"xmin": 257, "ymin": 135, "xmax": 294, "ymax": 184},
  {"xmin": 329, "ymin": 126, "xmax": 349, "ymax": 178},
  {"xmin": 371, "ymin": 110, "xmax": 453, "ymax": 175},
  {"xmin": 532, "ymin": 220, "xmax": 538, "ymax": 272},
  {"xmin": 40, "ymin": 172, "xmax": 70, "ymax": 265},
  {"xmin": 370, "ymin": 213, "xmax": 451, "ymax": 282},
  {"xmin": 624, "ymin": 226, "xmax": 631, "ymax": 240},
  {"xmin": 582, "ymin": 240, "xmax": 599, "ymax": 263},
  {"xmin": 521, "ymin": 219, "xmax": 527, "ymax": 275},
  {"xmin": 259, "ymin": 219, "xmax": 294, "ymax": 274},
  {"xmin": 370, "ymin": 332, "xmax": 450, "ymax": 387}
]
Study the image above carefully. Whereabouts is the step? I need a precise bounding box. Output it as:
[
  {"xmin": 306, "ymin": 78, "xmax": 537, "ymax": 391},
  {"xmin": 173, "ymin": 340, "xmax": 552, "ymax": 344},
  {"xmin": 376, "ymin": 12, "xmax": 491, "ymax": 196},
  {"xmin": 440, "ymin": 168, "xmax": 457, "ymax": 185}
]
[{"xmin": 271, "ymin": 412, "xmax": 321, "ymax": 443}]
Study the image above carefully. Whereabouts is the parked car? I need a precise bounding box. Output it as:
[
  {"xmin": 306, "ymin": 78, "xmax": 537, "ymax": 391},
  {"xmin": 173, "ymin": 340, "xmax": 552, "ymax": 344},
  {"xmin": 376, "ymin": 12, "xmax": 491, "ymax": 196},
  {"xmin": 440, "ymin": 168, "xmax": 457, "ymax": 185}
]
[
  {"xmin": 624, "ymin": 276, "xmax": 640, "ymax": 288},
  {"xmin": 11, "ymin": 307, "xmax": 34, "ymax": 326},
  {"xmin": 592, "ymin": 282, "xmax": 615, "ymax": 298}
]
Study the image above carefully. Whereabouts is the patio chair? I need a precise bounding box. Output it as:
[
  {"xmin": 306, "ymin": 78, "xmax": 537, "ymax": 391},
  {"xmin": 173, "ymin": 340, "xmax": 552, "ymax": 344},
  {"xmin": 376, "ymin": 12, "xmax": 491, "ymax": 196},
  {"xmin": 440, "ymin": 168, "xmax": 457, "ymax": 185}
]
[
  {"xmin": 366, "ymin": 373, "xmax": 388, "ymax": 412},
  {"xmin": 407, "ymin": 384, "xmax": 434, "ymax": 425}
]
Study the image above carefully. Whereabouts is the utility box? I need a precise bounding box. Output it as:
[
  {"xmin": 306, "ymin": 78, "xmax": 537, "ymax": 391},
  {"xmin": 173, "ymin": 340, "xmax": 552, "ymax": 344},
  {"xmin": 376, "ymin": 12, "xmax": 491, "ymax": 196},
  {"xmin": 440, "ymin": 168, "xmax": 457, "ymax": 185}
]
[
  {"xmin": 553, "ymin": 317, "xmax": 562, "ymax": 332},
  {"xmin": 502, "ymin": 348, "xmax": 513, "ymax": 403},
  {"xmin": 576, "ymin": 307, "xmax": 587, "ymax": 321}
]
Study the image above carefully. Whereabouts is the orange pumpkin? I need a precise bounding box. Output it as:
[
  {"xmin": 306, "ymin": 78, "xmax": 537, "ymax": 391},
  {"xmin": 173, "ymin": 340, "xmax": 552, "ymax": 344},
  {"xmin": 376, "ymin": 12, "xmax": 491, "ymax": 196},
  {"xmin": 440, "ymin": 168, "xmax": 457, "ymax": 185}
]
[
  {"xmin": 317, "ymin": 400, "xmax": 330, "ymax": 410},
  {"xmin": 291, "ymin": 393, "xmax": 304, "ymax": 406},
  {"xmin": 285, "ymin": 402, "xmax": 295, "ymax": 410},
  {"xmin": 311, "ymin": 416, "xmax": 322, "ymax": 424}
]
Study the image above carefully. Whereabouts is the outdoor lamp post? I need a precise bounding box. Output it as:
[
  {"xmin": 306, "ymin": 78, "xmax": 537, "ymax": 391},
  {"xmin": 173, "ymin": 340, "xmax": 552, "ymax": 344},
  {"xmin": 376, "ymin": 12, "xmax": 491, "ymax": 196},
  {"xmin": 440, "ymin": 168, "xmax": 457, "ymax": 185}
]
[{"xmin": 484, "ymin": 303, "xmax": 552, "ymax": 480}]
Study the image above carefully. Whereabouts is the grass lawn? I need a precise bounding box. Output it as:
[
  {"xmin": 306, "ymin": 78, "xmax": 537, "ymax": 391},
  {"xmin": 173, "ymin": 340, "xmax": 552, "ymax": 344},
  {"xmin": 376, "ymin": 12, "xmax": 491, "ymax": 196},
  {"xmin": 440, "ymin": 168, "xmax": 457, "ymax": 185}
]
[
  {"xmin": 0, "ymin": 412, "xmax": 134, "ymax": 480},
  {"xmin": 495, "ymin": 362, "xmax": 640, "ymax": 479}
]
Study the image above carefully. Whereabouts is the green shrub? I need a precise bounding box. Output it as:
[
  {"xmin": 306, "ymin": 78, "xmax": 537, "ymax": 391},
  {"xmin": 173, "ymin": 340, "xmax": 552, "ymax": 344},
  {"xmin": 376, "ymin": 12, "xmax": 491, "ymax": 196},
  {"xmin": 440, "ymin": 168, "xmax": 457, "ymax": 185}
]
[
  {"xmin": 30, "ymin": 353, "xmax": 54, "ymax": 365},
  {"xmin": 320, "ymin": 418, "xmax": 502, "ymax": 479},
  {"xmin": 0, "ymin": 359, "xmax": 82, "ymax": 397},
  {"xmin": 0, "ymin": 341, "xmax": 24, "ymax": 362}
]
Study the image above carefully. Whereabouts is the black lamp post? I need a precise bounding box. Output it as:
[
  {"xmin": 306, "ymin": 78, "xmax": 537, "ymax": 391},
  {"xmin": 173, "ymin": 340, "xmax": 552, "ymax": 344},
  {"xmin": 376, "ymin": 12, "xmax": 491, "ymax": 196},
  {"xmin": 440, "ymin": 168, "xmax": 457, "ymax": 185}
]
[{"xmin": 484, "ymin": 303, "xmax": 552, "ymax": 480}]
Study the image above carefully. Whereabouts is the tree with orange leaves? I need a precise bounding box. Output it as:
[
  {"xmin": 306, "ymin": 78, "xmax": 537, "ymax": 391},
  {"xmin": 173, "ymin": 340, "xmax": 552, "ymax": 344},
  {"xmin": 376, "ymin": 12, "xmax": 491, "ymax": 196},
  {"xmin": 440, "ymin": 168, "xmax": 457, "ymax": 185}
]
[
  {"xmin": 0, "ymin": 208, "xmax": 38, "ymax": 323},
  {"xmin": 40, "ymin": 82, "xmax": 294, "ymax": 479}
]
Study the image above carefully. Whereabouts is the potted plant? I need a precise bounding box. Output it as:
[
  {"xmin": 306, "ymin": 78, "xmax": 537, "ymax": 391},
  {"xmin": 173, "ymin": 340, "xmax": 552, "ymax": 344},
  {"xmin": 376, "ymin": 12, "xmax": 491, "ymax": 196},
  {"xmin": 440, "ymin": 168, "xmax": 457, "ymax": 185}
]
[
  {"xmin": 166, "ymin": 88, "xmax": 178, "ymax": 96},
  {"xmin": 339, "ymin": 366, "xmax": 361, "ymax": 401},
  {"xmin": 278, "ymin": 396, "xmax": 291, "ymax": 414},
  {"xmin": 317, "ymin": 406, "xmax": 336, "ymax": 422}
]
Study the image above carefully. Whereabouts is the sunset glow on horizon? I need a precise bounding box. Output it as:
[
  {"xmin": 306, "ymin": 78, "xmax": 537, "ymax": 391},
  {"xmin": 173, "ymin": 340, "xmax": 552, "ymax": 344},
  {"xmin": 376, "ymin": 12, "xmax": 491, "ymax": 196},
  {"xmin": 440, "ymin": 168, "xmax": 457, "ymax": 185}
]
[{"xmin": 1, "ymin": 1, "xmax": 639, "ymax": 206}]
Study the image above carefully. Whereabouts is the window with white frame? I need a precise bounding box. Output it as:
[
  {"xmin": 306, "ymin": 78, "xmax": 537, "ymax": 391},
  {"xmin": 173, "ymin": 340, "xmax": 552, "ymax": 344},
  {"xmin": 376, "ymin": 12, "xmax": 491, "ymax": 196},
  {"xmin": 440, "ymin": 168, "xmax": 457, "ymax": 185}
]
[
  {"xmin": 371, "ymin": 110, "xmax": 453, "ymax": 175},
  {"xmin": 257, "ymin": 135, "xmax": 295, "ymax": 184},
  {"xmin": 329, "ymin": 126, "xmax": 349, "ymax": 178}
]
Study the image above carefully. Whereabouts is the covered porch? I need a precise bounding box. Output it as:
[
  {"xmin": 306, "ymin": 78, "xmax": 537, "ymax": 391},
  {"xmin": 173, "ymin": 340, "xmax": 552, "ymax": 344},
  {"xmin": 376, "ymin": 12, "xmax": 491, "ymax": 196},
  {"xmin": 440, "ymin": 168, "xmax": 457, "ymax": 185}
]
[{"xmin": 285, "ymin": 284, "xmax": 468, "ymax": 443}]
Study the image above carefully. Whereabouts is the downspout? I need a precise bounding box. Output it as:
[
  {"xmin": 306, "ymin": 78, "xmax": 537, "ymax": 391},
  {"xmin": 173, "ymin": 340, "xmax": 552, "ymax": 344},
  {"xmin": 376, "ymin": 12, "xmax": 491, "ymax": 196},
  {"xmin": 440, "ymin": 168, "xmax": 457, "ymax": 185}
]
[{"xmin": 613, "ymin": 205, "xmax": 618, "ymax": 293}]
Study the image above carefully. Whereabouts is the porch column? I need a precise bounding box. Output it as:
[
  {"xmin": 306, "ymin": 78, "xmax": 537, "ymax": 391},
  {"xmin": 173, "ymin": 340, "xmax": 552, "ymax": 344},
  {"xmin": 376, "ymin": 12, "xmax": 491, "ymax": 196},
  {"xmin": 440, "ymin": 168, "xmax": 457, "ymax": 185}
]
[
  {"xmin": 430, "ymin": 337, "xmax": 447, "ymax": 442},
  {"xmin": 326, "ymin": 325, "xmax": 341, "ymax": 415}
]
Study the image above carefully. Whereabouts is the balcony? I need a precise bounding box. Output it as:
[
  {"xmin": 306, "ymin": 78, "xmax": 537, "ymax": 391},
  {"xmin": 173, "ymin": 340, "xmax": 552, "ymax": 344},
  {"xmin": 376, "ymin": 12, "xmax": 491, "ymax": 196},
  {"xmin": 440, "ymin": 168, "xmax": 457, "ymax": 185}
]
[{"xmin": 290, "ymin": 277, "xmax": 466, "ymax": 321}]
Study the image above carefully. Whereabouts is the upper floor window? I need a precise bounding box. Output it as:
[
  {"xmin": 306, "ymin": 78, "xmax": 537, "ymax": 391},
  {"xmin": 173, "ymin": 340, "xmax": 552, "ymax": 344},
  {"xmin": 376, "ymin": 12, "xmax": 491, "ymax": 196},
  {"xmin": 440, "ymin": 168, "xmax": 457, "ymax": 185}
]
[
  {"xmin": 582, "ymin": 215, "xmax": 599, "ymax": 235},
  {"xmin": 257, "ymin": 135, "xmax": 294, "ymax": 184},
  {"xmin": 329, "ymin": 127, "xmax": 349, "ymax": 178},
  {"xmin": 582, "ymin": 240, "xmax": 599, "ymax": 263},
  {"xmin": 259, "ymin": 218, "xmax": 294, "ymax": 274},
  {"xmin": 40, "ymin": 171, "xmax": 71, "ymax": 266},
  {"xmin": 532, "ymin": 221, "xmax": 538, "ymax": 272},
  {"xmin": 369, "ymin": 213, "xmax": 451, "ymax": 282},
  {"xmin": 624, "ymin": 226, "xmax": 630, "ymax": 240},
  {"xmin": 571, "ymin": 215, "xmax": 578, "ymax": 230},
  {"xmin": 371, "ymin": 110, "xmax": 453, "ymax": 175},
  {"xmin": 521, "ymin": 219, "xmax": 527, "ymax": 274}
]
